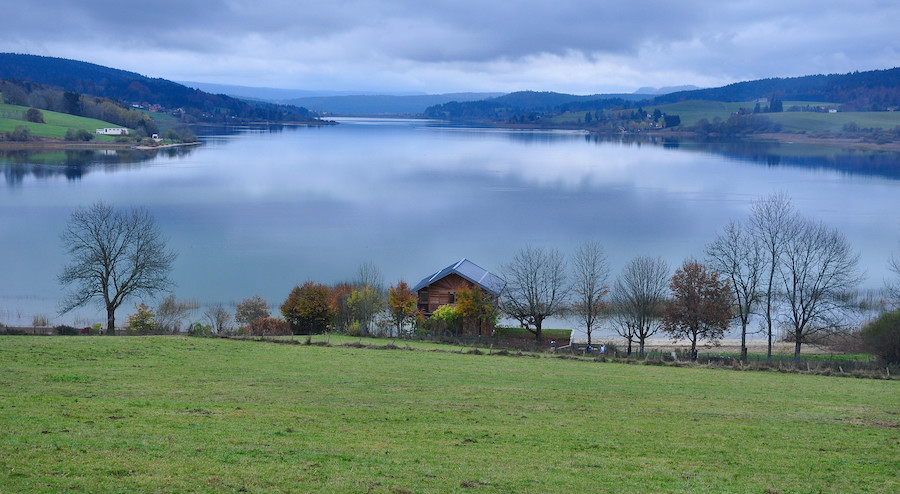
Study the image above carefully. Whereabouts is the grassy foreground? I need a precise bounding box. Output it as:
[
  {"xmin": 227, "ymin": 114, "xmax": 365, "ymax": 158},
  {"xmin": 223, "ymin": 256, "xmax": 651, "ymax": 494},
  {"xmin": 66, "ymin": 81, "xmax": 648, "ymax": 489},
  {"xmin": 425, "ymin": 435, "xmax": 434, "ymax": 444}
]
[{"xmin": 0, "ymin": 336, "xmax": 897, "ymax": 493}]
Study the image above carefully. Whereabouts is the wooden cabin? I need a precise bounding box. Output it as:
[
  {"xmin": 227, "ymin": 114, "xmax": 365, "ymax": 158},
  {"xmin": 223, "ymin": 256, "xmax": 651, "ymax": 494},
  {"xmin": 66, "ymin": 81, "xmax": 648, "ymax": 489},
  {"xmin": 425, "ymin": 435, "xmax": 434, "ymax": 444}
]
[{"xmin": 412, "ymin": 259, "xmax": 506, "ymax": 336}]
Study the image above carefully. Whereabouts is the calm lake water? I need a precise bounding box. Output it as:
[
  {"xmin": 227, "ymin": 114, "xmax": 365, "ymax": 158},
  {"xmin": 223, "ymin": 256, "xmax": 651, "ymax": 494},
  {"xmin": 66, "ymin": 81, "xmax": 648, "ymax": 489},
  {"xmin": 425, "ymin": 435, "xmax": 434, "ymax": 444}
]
[{"xmin": 2, "ymin": 118, "xmax": 899, "ymax": 333}]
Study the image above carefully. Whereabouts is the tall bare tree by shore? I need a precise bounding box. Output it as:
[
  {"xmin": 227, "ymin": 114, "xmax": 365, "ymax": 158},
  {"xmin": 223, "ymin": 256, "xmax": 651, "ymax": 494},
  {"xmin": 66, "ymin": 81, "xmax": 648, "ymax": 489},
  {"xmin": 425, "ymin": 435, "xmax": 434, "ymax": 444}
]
[
  {"xmin": 611, "ymin": 256, "xmax": 669, "ymax": 355},
  {"xmin": 570, "ymin": 240, "xmax": 610, "ymax": 350},
  {"xmin": 707, "ymin": 220, "xmax": 764, "ymax": 361},
  {"xmin": 501, "ymin": 245, "xmax": 568, "ymax": 341},
  {"xmin": 749, "ymin": 192, "xmax": 798, "ymax": 358},
  {"xmin": 779, "ymin": 218, "xmax": 862, "ymax": 359},
  {"xmin": 58, "ymin": 201, "xmax": 176, "ymax": 332}
]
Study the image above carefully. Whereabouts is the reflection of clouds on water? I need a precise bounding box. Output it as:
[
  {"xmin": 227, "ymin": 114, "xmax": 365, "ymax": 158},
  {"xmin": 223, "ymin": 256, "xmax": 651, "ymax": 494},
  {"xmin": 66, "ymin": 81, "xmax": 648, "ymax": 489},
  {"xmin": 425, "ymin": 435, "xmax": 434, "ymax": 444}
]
[{"xmin": 1, "ymin": 119, "xmax": 898, "ymax": 328}]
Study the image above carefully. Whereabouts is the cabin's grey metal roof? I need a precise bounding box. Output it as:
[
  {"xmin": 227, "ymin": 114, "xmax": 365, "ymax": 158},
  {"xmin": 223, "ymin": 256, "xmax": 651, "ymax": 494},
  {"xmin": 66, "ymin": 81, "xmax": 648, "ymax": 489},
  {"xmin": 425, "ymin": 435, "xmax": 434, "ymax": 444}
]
[{"xmin": 412, "ymin": 258, "xmax": 506, "ymax": 297}]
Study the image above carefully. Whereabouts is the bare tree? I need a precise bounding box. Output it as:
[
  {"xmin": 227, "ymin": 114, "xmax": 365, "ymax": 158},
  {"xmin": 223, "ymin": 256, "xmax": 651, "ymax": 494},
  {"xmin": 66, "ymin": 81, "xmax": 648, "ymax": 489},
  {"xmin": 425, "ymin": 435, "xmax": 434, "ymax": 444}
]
[
  {"xmin": 663, "ymin": 260, "xmax": 733, "ymax": 358},
  {"xmin": 59, "ymin": 201, "xmax": 176, "ymax": 332},
  {"xmin": 749, "ymin": 192, "xmax": 798, "ymax": 358},
  {"xmin": 779, "ymin": 219, "xmax": 862, "ymax": 359},
  {"xmin": 570, "ymin": 240, "xmax": 610, "ymax": 350},
  {"xmin": 204, "ymin": 304, "xmax": 232, "ymax": 335},
  {"xmin": 608, "ymin": 300, "xmax": 637, "ymax": 355},
  {"xmin": 611, "ymin": 256, "xmax": 669, "ymax": 355},
  {"xmin": 235, "ymin": 295, "xmax": 270, "ymax": 328},
  {"xmin": 501, "ymin": 245, "xmax": 568, "ymax": 341},
  {"xmin": 156, "ymin": 295, "xmax": 198, "ymax": 333},
  {"xmin": 353, "ymin": 261, "xmax": 385, "ymax": 335},
  {"xmin": 889, "ymin": 244, "xmax": 900, "ymax": 305},
  {"xmin": 707, "ymin": 220, "xmax": 764, "ymax": 361}
]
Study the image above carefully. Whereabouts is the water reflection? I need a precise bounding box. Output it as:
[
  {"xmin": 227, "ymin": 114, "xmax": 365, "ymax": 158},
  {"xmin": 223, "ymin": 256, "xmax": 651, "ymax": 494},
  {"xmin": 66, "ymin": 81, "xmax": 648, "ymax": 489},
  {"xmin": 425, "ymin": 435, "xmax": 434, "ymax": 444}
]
[
  {"xmin": 0, "ymin": 146, "xmax": 197, "ymax": 186},
  {"xmin": 583, "ymin": 134, "xmax": 900, "ymax": 180},
  {"xmin": 1, "ymin": 119, "xmax": 898, "ymax": 332}
]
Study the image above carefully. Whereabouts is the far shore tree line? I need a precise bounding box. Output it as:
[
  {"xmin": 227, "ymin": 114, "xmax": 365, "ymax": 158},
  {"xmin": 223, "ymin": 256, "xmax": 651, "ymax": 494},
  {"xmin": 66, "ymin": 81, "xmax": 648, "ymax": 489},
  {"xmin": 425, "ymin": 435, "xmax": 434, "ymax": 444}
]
[{"xmin": 43, "ymin": 195, "xmax": 900, "ymax": 364}]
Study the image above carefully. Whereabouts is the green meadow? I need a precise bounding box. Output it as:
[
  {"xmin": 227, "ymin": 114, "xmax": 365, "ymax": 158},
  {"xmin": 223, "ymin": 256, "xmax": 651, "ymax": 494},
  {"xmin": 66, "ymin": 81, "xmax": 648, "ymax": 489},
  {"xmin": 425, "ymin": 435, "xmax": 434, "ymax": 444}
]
[
  {"xmin": 0, "ymin": 103, "xmax": 122, "ymax": 141},
  {"xmin": 649, "ymin": 100, "xmax": 900, "ymax": 131},
  {"xmin": 554, "ymin": 99, "xmax": 900, "ymax": 132},
  {"xmin": 0, "ymin": 336, "xmax": 897, "ymax": 493}
]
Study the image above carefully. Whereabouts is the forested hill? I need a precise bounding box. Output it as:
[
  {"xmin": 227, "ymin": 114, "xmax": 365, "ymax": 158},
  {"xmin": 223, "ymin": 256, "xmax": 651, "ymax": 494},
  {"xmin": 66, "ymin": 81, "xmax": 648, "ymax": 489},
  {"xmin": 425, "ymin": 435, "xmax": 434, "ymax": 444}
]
[
  {"xmin": 423, "ymin": 91, "xmax": 644, "ymax": 120},
  {"xmin": 0, "ymin": 53, "xmax": 320, "ymax": 123},
  {"xmin": 425, "ymin": 67, "xmax": 900, "ymax": 122},
  {"xmin": 652, "ymin": 68, "xmax": 900, "ymax": 111}
]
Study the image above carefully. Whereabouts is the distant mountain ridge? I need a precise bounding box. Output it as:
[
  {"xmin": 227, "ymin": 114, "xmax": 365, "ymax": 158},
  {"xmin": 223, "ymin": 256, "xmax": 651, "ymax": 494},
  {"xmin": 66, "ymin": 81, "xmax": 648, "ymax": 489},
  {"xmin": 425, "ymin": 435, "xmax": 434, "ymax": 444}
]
[
  {"xmin": 283, "ymin": 93, "xmax": 505, "ymax": 115},
  {"xmin": 0, "ymin": 53, "xmax": 319, "ymax": 123},
  {"xmin": 177, "ymin": 82, "xmax": 430, "ymax": 101}
]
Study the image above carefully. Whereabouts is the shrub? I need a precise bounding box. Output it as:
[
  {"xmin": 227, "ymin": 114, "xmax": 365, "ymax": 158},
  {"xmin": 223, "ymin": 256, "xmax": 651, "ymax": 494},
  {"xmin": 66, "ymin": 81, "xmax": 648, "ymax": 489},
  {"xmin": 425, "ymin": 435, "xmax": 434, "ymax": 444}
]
[
  {"xmin": 5, "ymin": 126, "xmax": 31, "ymax": 142},
  {"xmin": 861, "ymin": 310, "xmax": 900, "ymax": 364},
  {"xmin": 430, "ymin": 304, "xmax": 460, "ymax": 335},
  {"xmin": 126, "ymin": 303, "xmax": 156, "ymax": 335},
  {"xmin": 247, "ymin": 317, "xmax": 291, "ymax": 336},
  {"xmin": 25, "ymin": 108, "xmax": 44, "ymax": 123},
  {"xmin": 187, "ymin": 322, "xmax": 212, "ymax": 337},
  {"xmin": 64, "ymin": 128, "xmax": 95, "ymax": 141},
  {"xmin": 55, "ymin": 325, "xmax": 80, "ymax": 336},
  {"xmin": 346, "ymin": 320, "xmax": 362, "ymax": 336}
]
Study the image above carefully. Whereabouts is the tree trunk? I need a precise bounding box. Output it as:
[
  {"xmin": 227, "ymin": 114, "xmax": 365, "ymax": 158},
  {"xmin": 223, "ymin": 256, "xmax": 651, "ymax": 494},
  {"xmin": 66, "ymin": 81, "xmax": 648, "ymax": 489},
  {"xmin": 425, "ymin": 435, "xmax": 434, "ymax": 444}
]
[
  {"xmin": 765, "ymin": 264, "xmax": 776, "ymax": 359},
  {"xmin": 740, "ymin": 320, "xmax": 748, "ymax": 362},
  {"xmin": 794, "ymin": 338, "xmax": 802, "ymax": 361},
  {"xmin": 106, "ymin": 305, "xmax": 116, "ymax": 335},
  {"xmin": 534, "ymin": 320, "xmax": 542, "ymax": 342},
  {"xmin": 627, "ymin": 337, "xmax": 633, "ymax": 356}
]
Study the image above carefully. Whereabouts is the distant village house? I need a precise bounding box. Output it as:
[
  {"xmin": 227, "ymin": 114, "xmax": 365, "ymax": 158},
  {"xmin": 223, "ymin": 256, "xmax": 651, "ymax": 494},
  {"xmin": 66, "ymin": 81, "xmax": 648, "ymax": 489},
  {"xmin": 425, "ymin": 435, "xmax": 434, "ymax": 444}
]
[{"xmin": 95, "ymin": 127, "xmax": 129, "ymax": 135}]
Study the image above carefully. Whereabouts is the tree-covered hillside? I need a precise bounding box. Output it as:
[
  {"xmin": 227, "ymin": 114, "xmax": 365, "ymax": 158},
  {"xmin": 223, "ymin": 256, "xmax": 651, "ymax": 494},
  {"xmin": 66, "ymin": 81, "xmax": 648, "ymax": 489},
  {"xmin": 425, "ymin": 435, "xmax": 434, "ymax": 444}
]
[
  {"xmin": 423, "ymin": 91, "xmax": 644, "ymax": 121},
  {"xmin": 653, "ymin": 68, "xmax": 900, "ymax": 111},
  {"xmin": 0, "ymin": 53, "xmax": 321, "ymax": 123}
]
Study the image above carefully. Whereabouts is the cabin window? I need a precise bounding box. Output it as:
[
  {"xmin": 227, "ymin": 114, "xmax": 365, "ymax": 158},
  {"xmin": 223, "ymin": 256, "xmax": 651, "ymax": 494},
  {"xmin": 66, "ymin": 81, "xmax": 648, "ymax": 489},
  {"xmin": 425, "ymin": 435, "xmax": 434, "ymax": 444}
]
[
  {"xmin": 448, "ymin": 292, "xmax": 456, "ymax": 304},
  {"xmin": 418, "ymin": 290, "xmax": 428, "ymax": 304}
]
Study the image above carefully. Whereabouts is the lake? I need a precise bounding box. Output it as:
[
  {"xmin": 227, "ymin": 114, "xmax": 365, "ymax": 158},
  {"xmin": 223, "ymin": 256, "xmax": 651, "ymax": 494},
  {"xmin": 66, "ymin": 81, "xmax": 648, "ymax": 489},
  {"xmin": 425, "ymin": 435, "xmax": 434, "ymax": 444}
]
[{"xmin": 2, "ymin": 118, "xmax": 899, "ymax": 334}]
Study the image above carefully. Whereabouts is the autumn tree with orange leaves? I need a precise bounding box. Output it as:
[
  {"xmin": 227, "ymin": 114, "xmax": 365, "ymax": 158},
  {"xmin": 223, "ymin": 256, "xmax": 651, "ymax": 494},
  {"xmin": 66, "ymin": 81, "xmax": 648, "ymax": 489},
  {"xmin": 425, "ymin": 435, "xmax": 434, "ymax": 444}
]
[
  {"xmin": 663, "ymin": 260, "xmax": 733, "ymax": 358},
  {"xmin": 455, "ymin": 286, "xmax": 498, "ymax": 336},
  {"xmin": 281, "ymin": 281, "xmax": 333, "ymax": 334},
  {"xmin": 388, "ymin": 280, "xmax": 418, "ymax": 336}
]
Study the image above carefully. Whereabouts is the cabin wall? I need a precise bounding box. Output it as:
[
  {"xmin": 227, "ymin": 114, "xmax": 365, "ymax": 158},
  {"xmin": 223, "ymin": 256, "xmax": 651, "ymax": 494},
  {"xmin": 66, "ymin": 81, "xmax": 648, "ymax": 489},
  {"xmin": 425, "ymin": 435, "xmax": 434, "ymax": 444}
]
[
  {"xmin": 417, "ymin": 273, "xmax": 471, "ymax": 315},
  {"xmin": 417, "ymin": 273, "xmax": 498, "ymax": 336}
]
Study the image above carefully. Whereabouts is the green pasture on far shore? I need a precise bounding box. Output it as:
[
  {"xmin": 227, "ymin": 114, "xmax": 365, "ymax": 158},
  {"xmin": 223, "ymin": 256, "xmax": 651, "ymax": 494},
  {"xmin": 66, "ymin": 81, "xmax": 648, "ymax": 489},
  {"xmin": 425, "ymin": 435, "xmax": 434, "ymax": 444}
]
[
  {"xmin": 0, "ymin": 103, "xmax": 123, "ymax": 141},
  {"xmin": 0, "ymin": 335, "xmax": 896, "ymax": 493},
  {"xmin": 554, "ymin": 99, "xmax": 900, "ymax": 132}
]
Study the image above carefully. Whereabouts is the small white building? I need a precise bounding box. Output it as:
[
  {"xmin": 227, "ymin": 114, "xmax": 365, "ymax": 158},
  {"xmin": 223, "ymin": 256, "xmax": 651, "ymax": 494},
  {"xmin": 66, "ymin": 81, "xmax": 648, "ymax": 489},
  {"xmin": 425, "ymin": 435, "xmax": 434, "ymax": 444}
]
[{"xmin": 96, "ymin": 128, "xmax": 129, "ymax": 135}]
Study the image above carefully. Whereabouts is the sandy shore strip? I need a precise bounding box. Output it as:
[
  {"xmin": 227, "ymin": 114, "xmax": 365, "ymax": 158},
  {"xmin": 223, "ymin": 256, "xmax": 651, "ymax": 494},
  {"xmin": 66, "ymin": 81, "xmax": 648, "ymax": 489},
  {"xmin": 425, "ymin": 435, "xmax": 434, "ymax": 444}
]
[{"xmin": 571, "ymin": 337, "xmax": 834, "ymax": 356}]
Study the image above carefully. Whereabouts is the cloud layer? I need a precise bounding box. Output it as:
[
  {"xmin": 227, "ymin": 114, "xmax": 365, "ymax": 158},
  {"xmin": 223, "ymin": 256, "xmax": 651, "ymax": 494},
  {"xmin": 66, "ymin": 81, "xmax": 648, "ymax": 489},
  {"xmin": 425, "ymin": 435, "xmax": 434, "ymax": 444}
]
[{"xmin": 4, "ymin": 1, "xmax": 899, "ymax": 93}]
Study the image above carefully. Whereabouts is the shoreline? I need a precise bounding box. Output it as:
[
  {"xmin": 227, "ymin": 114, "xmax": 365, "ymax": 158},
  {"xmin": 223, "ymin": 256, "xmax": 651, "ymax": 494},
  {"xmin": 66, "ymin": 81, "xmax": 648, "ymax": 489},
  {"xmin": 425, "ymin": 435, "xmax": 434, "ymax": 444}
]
[
  {"xmin": 0, "ymin": 140, "xmax": 202, "ymax": 151},
  {"xmin": 573, "ymin": 337, "xmax": 835, "ymax": 356}
]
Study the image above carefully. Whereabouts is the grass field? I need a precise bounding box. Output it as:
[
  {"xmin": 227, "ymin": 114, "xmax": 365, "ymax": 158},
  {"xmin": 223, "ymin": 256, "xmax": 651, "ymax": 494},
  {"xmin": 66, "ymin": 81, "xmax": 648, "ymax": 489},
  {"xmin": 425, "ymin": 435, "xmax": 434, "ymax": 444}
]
[
  {"xmin": 648, "ymin": 100, "xmax": 900, "ymax": 131},
  {"xmin": 0, "ymin": 103, "xmax": 122, "ymax": 141},
  {"xmin": 0, "ymin": 336, "xmax": 896, "ymax": 493}
]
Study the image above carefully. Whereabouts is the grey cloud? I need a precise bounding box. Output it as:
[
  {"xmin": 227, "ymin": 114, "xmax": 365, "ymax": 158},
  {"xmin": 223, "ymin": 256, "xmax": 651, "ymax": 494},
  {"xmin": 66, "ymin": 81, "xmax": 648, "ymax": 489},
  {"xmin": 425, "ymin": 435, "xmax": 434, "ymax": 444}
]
[{"xmin": 2, "ymin": 1, "xmax": 898, "ymax": 92}]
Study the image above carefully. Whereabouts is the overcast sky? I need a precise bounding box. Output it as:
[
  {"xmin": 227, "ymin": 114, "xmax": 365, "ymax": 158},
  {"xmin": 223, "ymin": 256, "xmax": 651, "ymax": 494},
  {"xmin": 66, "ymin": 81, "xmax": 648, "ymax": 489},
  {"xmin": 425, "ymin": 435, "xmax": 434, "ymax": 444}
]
[{"xmin": 4, "ymin": 1, "xmax": 899, "ymax": 94}]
